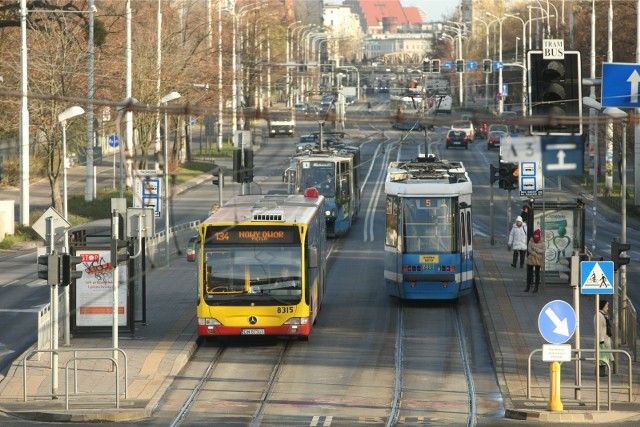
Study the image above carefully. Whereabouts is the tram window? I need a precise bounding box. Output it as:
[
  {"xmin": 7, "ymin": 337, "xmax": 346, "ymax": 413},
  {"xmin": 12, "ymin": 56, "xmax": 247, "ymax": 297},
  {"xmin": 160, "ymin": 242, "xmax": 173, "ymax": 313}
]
[{"xmin": 460, "ymin": 212, "xmax": 466, "ymax": 248}]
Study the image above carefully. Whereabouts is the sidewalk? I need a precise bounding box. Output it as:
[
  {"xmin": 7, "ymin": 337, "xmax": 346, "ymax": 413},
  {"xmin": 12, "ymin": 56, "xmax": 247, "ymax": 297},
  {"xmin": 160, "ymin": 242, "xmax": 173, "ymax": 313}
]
[{"xmin": 1, "ymin": 154, "xmax": 640, "ymax": 423}]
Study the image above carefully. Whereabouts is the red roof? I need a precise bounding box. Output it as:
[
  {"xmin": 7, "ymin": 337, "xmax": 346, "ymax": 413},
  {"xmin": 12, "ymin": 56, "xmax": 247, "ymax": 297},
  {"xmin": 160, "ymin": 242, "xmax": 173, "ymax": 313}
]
[{"xmin": 350, "ymin": 0, "xmax": 423, "ymax": 32}]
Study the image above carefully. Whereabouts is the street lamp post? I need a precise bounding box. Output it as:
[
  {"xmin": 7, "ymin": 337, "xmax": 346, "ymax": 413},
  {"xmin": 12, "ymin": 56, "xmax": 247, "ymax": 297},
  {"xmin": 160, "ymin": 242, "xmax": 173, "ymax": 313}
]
[
  {"xmin": 486, "ymin": 12, "xmax": 506, "ymax": 115},
  {"xmin": 161, "ymin": 91, "xmax": 181, "ymax": 266},
  {"xmin": 58, "ymin": 106, "xmax": 86, "ymax": 226},
  {"xmin": 474, "ymin": 17, "xmax": 495, "ymax": 107}
]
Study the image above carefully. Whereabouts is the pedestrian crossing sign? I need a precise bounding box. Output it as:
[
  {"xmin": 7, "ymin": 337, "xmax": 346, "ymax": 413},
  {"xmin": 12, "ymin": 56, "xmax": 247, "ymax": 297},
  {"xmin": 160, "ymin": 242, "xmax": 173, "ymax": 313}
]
[{"xmin": 580, "ymin": 261, "xmax": 614, "ymax": 294}]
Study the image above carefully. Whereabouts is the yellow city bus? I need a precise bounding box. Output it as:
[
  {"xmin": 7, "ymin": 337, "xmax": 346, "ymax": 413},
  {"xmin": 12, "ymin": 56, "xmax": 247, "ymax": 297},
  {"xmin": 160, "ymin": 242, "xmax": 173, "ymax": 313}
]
[{"xmin": 195, "ymin": 190, "xmax": 327, "ymax": 340}]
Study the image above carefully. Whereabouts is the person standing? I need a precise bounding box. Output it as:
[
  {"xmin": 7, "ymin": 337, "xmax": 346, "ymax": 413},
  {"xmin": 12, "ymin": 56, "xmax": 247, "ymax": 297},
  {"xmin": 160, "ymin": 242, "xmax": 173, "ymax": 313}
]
[
  {"xmin": 525, "ymin": 229, "xmax": 545, "ymax": 292},
  {"xmin": 520, "ymin": 205, "xmax": 530, "ymax": 223},
  {"xmin": 508, "ymin": 216, "xmax": 528, "ymax": 268},
  {"xmin": 595, "ymin": 299, "xmax": 613, "ymax": 376}
]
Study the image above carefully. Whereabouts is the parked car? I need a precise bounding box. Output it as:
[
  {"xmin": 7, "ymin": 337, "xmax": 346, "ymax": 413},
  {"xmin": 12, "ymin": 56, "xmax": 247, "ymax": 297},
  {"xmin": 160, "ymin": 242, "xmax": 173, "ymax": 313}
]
[
  {"xmin": 487, "ymin": 130, "xmax": 505, "ymax": 151},
  {"xmin": 186, "ymin": 236, "xmax": 197, "ymax": 262},
  {"xmin": 451, "ymin": 119, "xmax": 474, "ymax": 142},
  {"xmin": 445, "ymin": 129, "xmax": 469, "ymax": 150}
]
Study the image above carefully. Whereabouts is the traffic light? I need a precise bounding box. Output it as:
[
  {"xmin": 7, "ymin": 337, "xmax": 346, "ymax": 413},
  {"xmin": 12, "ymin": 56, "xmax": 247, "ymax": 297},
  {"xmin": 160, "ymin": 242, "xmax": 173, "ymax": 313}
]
[
  {"xmin": 456, "ymin": 59, "xmax": 464, "ymax": 73},
  {"xmin": 528, "ymin": 51, "xmax": 582, "ymax": 135},
  {"xmin": 422, "ymin": 59, "xmax": 430, "ymax": 72},
  {"xmin": 431, "ymin": 59, "xmax": 440, "ymax": 74},
  {"xmin": 498, "ymin": 162, "xmax": 519, "ymax": 190},
  {"xmin": 212, "ymin": 167, "xmax": 223, "ymax": 186},
  {"xmin": 611, "ymin": 239, "xmax": 630, "ymax": 271},
  {"xmin": 232, "ymin": 148, "xmax": 253, "ymax": 183},
  {"xmin": 559, "ymin": 253, "xmax": 589, "ymax": 286},
  {"xmin": 483, "ymin": 59, "xmax": 492, "ymax": 73},
  {"xmin": 111, "ymin": 239, "xmax": 130, "ymax": 266},
  {"xmin": 38, "ymin": 252, "xmax": 59, "ymax": 286},
  {"xmin": 61, "ymin": 254, "xmax": 83, "ymax": 287},
  {"xmin": 489, "ymin": 164, "xmax": 500, "ymax": 185}
]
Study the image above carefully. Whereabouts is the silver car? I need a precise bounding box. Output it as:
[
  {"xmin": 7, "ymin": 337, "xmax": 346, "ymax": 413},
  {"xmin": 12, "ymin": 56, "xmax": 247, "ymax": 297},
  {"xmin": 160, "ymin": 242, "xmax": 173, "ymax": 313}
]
[{"xmin": 451, "ymin": 119, "xmax": 475, "ymax": 142}]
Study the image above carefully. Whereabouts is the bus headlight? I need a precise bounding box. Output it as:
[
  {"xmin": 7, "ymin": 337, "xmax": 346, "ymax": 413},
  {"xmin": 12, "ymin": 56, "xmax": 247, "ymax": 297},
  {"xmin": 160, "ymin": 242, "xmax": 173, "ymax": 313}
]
[
  {"xmin": 198, "ymin": 318, "xmax": 222, "ymax": 326},
  {"xmin": 284, "ymin": 317, "xmax": 309, "ymax": 325}
]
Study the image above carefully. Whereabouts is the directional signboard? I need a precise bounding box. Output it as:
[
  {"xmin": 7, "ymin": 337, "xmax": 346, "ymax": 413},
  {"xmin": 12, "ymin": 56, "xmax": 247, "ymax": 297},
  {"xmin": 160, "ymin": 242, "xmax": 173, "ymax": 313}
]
[
  {"xmin": 542, "ymin": 136, "xmax": 583, "ymax": 176},
  {"xmin": 580, "ymin": 261, "xmax": 614, "ymax": 295},
  {"xmin": 493, "ymin": 62, "xmax": 504, "ymax": 70},
  {"xmin": 602, "ymin": 62, "xmax": 640, "ymax": 107},
  {"xmin": 538, "ymin": 300, "xmax": 577, "ymax": 344},
  {"xmin": 500, "ymin": 135, "xmax": 541, "ymax": 163},
  {"xmin": 443, "ymin": 61, "xmax": 454, "ymax": 71}
]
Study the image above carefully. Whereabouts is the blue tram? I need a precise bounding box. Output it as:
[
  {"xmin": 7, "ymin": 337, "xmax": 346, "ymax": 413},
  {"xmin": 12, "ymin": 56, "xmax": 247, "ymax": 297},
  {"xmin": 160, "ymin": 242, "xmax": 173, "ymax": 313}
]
[
  {"xmin": 384, "ymin": 154, "xmax": 473, "ymax": 300},
  {"xmin": 285, "ymin": 145, "xmax": 360, "ymax": 237}
]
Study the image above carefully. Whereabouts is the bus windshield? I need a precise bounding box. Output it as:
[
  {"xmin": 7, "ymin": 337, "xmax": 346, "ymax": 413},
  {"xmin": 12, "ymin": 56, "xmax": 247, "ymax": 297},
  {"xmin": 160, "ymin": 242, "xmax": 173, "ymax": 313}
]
[
  {"xmin": 300, "ymin": 161, "xmax": 335, "ymax": 197},
  {"xmin": 202, "ymin": 245, "xmax": 302, "ymax": 298},
  {"xmin": 403, "ymin": 197, "xmax": 455, "ymax": 253}
]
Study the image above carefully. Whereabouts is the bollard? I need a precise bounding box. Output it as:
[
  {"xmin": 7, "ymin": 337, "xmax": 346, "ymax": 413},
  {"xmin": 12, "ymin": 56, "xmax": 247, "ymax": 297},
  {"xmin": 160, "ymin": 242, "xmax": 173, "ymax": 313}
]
[{"xmin": 547, "ymin": 361, "xmax": 564, "ymax": 411}]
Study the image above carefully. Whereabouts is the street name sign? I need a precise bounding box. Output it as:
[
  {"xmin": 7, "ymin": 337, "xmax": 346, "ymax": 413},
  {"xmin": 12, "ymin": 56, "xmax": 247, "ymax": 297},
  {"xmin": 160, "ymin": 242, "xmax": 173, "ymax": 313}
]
[
  {"xmin": 580, "ymin": 261, "xmax": 614, "ymax": 295},
  {"xmin": 538, "ymin": 300, "xmax": 576, "ymax": 344},
  {"xmin": 602, "ymin": 62, "xmax": 640, "ymax": 107}
]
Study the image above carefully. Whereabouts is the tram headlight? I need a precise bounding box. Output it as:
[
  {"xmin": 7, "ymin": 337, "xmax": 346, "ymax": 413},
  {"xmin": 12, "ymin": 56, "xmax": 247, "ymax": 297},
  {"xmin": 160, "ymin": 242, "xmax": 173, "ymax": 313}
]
[{"xmin": 325, "ymin": 209, "xmax": 334, "ymax": 217}]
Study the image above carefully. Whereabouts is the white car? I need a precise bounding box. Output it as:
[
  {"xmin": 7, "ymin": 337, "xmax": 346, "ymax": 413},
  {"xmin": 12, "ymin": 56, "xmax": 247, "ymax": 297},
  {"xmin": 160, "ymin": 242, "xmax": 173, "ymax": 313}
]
[{"xmin": 451, "ymin": 119, "xmax": 475, "ymax": 142}]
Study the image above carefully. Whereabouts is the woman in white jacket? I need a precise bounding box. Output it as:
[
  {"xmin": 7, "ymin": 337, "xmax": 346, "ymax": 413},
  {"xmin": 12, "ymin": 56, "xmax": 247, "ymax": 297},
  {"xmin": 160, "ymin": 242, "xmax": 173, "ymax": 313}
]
[{"xmin": 507, "ymin": 216, "xmax": 528, "ymax": 268}]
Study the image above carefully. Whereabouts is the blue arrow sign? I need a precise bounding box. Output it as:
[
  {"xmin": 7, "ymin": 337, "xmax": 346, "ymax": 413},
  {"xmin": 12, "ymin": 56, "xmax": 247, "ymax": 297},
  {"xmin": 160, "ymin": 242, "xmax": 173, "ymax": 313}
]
[
  {"xmin": 108, "ymin": 135, "xmax": 119, "ymax": 148},
  {"xmin": 493, "ymin": 62, "xmax": 504, "ymax": 70},
  {"xmin": 602, "ymin": 62, "xmax": 640, "ymax": 107},
  {"xmin": 541, "ymin": 136, "xmax": 583, "ymax": 176},
  {"xmin": 466, "ymin": 61, "xmax": 477, "ymax": 70},
  {"xmin": 538, "ymin": 300, "xmax": 577, "ymax": 344},
  {"xmin": 580, "ymin": 261, "xmax": 614, "ymax": 294},
  {"xmin": 443, "ymin": 61, "xmax": 454, "ymax": 70}
]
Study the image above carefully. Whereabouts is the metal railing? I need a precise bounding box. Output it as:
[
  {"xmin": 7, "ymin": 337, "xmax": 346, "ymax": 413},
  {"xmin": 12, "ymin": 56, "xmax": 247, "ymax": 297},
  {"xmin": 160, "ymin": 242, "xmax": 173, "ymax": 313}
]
[
  {"xmin": 527, "ymin": 347, "xmax": 632, "ymax": 411},
  {"xmin": 23, "ymin": 347, "xmax": 128, "ymax": 407}
]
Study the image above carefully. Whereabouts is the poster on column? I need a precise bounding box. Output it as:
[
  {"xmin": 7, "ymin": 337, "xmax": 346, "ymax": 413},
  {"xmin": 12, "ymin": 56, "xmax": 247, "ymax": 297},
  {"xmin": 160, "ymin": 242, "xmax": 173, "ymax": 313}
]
[{"xmin": 73, "ymin": 248, "xmax": 128, "ymax": 327}]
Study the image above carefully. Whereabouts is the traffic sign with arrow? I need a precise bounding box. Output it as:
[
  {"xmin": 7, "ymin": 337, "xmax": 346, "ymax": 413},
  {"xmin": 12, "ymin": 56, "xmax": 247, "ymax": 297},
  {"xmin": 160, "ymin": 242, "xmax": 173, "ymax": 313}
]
[{"xmin": 538, "ymin": 300, "xmax": 576, "ymax": 344}]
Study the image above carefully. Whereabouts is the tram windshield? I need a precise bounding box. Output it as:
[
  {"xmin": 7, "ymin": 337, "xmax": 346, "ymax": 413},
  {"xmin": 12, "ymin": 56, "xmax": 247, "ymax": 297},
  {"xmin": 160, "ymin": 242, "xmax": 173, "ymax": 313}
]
[
  {"xmin": 403, "ymin": 197, "xmax": 455, "ymax": 253},
  {"xmin": 202, "ymin": 245, "xmax": 302, "ymax": 300},
  {"xmin": 299, "ymin": 161, "xmax": 336, "ymax": 197}
]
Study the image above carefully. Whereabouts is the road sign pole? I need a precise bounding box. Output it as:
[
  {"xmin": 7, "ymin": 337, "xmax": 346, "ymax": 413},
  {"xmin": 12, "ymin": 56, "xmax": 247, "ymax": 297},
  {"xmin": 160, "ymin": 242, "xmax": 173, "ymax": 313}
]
[
  {"xmin": 595, "ymin": 294, "xmax": 601, "ymax": 411},
  {"xmin": 572, "ymin": 252, "xmax": 581, "ymax": 400}
]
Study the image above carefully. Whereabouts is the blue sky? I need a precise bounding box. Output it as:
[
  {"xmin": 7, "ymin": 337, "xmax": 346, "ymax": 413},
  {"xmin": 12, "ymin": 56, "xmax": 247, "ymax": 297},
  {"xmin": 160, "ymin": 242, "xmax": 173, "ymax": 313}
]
[
  {"xmin": 325, "ymin": 1, "xmax": 459, "ymax": 22},
  {"xmin": 402, "ymin": 0, "xmax": 458, "ymax": 22}
]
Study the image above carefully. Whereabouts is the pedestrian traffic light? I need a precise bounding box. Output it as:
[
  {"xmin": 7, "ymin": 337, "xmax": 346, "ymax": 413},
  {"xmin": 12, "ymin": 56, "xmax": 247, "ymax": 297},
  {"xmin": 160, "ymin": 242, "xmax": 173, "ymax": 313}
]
[
  {"xmin": 422, "ymin": 59, "xmax": 430, "ymax": 72},
  {"xmin": 483, "ymin": 59, "xmax": 492, "ymax": 73},
  {"xmin": 498, "ymin": 162, "xmax": 519, "ymax": 190},
  {"xmin": 611, "ymin": 239, "xmax": 630, "ymax": 271},
  {"xmin": 38, "ymin": 252, "xmax": 59, "ymax": 286},
  {"xmin": 431, "ymin": 59, "xmax": 440, "ymax": 74},
  {"xmin": 61, "ymin": 254, "xmax": 83, "ymax": 287},
  {"xmin": 528, "ymin": 51, "xmax": 582, "ymax": 135},
  {"xmin": 456, "ymin": 59, "xmax": 464, "ymax": 73}
]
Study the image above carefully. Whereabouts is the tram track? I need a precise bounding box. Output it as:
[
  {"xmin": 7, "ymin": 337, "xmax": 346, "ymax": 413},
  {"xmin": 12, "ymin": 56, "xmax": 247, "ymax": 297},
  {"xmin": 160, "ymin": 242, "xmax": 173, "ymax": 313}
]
[
  {"xmin": 389, "ymin": 302, "xmax": 479, "ymax": 426},
  {"xmin": 165, "ymin": 339, "xmax": 291, "ymax": 427}
]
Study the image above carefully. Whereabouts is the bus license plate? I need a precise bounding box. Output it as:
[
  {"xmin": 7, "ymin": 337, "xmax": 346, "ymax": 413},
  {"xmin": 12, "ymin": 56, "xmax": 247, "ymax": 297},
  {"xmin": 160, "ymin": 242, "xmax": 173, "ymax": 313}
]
[{"xmin": 241, "ymin": 329, "xmax": 265, "ymax": 335}]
